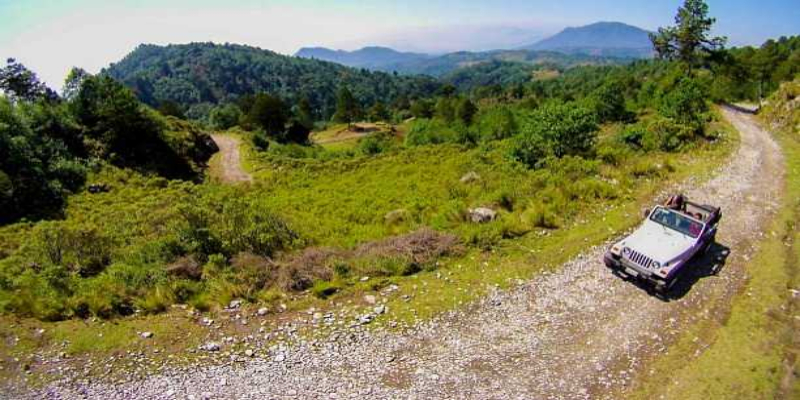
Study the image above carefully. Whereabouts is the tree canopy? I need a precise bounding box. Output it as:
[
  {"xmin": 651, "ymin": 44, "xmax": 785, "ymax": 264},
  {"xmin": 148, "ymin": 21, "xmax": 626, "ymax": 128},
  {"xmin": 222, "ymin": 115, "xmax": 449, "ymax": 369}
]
[{"xmin": 649, "ymin": 0, "xmax": 726, "ymax": 68}]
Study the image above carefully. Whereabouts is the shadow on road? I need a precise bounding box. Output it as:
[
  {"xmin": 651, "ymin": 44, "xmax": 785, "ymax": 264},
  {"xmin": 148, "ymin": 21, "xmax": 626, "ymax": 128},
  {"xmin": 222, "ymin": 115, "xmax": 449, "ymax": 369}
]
[{"xmin": 662, "ymin": 242, "xmax": 732, "ymax": 301}]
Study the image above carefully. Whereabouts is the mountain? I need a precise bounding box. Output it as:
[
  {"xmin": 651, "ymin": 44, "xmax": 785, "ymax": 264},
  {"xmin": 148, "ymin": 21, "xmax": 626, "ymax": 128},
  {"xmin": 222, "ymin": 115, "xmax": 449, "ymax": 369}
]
[
  {"xmin": 295, "ymin": 46, "xmax": 431, "ymax": 70},
  {"xmin": 296, "ymin": 46, "xmax": 632, "ymax": 77},
  {"xmin": 103, "ymin": 42, "xmax": 440, "ymax": 119},
  {"xmin": 524, "ymin": 22, "xmax": 653, "ymax": 58}
]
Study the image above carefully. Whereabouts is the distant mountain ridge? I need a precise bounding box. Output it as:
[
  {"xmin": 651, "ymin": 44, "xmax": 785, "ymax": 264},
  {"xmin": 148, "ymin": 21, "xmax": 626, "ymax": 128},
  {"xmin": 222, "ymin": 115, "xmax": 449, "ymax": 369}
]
[
  {"xmin": 295, "ymin": 46, "xmax": 431, "ymax": 70},
  {"xmin": 523, "ymin": 21, "xmax": 653, "ymax": 58},
  {"xmin": 296, "ymin": 47, "xmax": 632, "ymax": 77},
  {"xmin": 295, "ymin": 22, "xmax": 652, "ymax": 75}
]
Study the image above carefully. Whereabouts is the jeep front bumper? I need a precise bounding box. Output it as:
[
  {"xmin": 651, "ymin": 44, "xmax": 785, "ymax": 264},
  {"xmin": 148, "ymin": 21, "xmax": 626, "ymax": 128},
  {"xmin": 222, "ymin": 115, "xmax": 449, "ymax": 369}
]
[{"xmin": 603, "ymin": 252, "xmax": 667, "ymax": 288}]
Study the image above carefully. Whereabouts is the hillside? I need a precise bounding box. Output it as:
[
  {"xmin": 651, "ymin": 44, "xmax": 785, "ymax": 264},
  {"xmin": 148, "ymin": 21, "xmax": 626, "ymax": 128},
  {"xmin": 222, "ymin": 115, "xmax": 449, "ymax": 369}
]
[
  {"xmin": 104, "ymin": 42, "xmax": 441, "ymax": 119},
  {"xmin": 295, "ymin": 46, "xmax": 430, "ymax": 70},
  {"xmin": 524, "ymin": 21, "xmax": 653, "ymax": 58}
]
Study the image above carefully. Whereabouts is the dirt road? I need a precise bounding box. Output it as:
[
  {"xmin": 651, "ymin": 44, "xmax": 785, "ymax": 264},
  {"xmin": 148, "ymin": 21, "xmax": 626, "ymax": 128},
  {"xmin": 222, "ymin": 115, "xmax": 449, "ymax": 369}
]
[
  {"xmin": 211, "ymin": 135, "xmax": 252, "ymax": 183},
  {"xmin": 29, "ymin": 108, "xmax": 784, "ymax": 399}
]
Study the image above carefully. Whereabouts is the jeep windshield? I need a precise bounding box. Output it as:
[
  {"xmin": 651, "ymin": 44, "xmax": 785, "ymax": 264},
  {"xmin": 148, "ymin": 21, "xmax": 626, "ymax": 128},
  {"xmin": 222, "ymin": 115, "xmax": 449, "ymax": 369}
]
[{"xmin": 649, "ymin": 207, "xmax": 703, "ymax": 238}]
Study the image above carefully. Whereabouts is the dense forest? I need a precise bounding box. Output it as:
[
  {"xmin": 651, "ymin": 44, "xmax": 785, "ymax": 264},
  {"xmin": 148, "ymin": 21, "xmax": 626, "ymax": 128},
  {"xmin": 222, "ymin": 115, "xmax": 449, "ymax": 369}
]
[{"xmin": 104, "ymin": 43, "xmax": 441, "ymax": 121}]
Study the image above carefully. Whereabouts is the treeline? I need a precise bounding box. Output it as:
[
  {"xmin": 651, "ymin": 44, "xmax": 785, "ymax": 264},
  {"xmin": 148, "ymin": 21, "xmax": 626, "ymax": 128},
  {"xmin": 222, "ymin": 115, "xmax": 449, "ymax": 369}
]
[
  {"xmin": 0, "ymin": 59, "xmax": 217, "ymax": 223},
  {"xmin": 104, "ymin": 42, "xmax": 442, "ymax": 121},
  {"xmin": 709, "ymin": 35, "xmax": 800, "ymax": 102}
]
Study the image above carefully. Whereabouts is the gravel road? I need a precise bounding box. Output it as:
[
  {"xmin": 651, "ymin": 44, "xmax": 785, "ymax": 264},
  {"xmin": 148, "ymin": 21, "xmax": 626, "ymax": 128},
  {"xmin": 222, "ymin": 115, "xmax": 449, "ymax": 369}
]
[
  {"xmin": 23, "ymin": 107, "xmax": 785, "ymax": 399},
  {"xmin": 211, "ymin": 135, "xmax": 252, "ymax": 183}
]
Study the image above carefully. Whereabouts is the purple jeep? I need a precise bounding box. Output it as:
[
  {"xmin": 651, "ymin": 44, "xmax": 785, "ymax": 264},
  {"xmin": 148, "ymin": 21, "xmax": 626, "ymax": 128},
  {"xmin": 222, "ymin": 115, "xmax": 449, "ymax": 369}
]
[{"xmin": 604, "ymin": 195, "xmax": 722, "ymax": 294}]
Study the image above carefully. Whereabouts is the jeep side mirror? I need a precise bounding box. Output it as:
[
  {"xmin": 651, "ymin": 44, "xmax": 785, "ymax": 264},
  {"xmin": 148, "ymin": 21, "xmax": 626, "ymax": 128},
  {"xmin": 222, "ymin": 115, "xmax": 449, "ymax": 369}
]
[{"xmin": 643, "ymin": 208, "xmax": 651, "ymax": 218}]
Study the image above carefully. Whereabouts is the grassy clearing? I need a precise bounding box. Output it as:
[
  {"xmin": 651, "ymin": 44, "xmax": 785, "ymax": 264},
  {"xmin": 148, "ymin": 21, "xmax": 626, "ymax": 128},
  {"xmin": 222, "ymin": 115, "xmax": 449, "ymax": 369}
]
[
  {"xmin": 626, "ymin": 113, "xmax": 799, "ymax": 398},
  {"xmin": 0, "ymin": 107, "xmax": 735, "ymax": 385}
]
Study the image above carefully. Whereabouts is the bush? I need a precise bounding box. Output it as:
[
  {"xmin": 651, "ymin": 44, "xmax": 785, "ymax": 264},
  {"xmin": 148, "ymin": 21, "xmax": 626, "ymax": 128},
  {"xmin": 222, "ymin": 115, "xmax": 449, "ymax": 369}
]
[
  {"xmin": 511, "ymin": 102, "xmax": 598, "ymax": 168},
  {"xmin": 252, "ymin": 130, "xmax": 270, "ymax": 151},
  {"xmin": 621, "ymin": 117, "xmax": 696, "ymax": 152},
  {"xmin": 657, "ymin": 77, "xmax": 709, "ymax": 134},
  {"xmin": 404, "ymin": 119, "xmax": 459, "ymax": 146},
  {"xmin": 358, "ymin": 132, "xmax": 397, "ymax": 155},
  {"xmin": 475, "ymin": 106, "xmax": 518, "ymax": 141}
]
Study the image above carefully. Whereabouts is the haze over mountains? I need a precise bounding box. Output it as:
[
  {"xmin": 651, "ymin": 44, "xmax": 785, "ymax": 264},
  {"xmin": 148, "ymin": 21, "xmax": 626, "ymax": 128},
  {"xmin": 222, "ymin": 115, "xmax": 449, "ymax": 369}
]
[{"xmin": 296, "ymin": 22, "xmax": 654, "ymax": 74}]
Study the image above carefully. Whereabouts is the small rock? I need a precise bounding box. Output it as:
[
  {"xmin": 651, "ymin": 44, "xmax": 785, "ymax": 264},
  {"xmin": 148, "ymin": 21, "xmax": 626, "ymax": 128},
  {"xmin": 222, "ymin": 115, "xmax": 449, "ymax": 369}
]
[
  {"xmin": 468, "ymin": 207, "xmax": 497, "ymax": 223},
  {"xmin": 257, "ymin": 307, "xmax": 269, "ymax": 316},
  {"xmin": 460, "ymin": 171, "xmax": 481, "ymax": 184},
  {"xmin": 274, "ymin": 353, "xmax": 286, "ymax": 362},
  {"xmin": 140, "ymin": 332, "xmax": 153, "ymax": 339},
  {"xmin": 360, "ymin": 276, "xmax": 370, "ymax": 282},
  {"xmin": 244, "ymin": 349, "xmax": 254, "ymax": 357},
  {"xmin": 202, "ymin": 342, "xmax": 221, "ymax": 352},
  {"xmin": 228, "ymin": 299, "xmax": 242, "ymax": 309},
  {"xmin": 374, "ymin": 305, "xmax": 387, "ymax": 315},
  {"xmin": 364, "ymin": 295, "xmax": 377, "ymax": 305}
]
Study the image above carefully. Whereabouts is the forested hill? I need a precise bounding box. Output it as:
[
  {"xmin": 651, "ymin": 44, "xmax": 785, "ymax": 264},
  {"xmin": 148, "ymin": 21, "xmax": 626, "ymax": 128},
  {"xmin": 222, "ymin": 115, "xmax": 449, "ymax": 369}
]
[{"xmin": 104, "ymin": 42, "xmax": 441, "ymax": 119}]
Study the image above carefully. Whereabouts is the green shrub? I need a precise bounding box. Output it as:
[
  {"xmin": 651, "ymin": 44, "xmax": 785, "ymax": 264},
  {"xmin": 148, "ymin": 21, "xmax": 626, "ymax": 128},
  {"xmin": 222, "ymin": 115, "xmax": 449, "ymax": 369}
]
[
  {"xmin": 405, "ymin": 119, "xmax": 459, "ymax": 146},
  {"xmin": 511, "ymin": 102, "xmax": 598, "ymax": 168},
  {"xmin": 358, "ymin": 132, "xmax": 397, "ymax": 155},
  {"xmin": 657, "ymin": 77, "xmax": 709, "ymax": 133},
  {"xmin": 252, "ymin": 130, "xmax": 270, "ymax": 151},
  {"xmin": 475, "ymin": 106, "xmax": 518, "ymax": 141},
  {"xmin": 32, "ymin": 223, "xmax": 114, "ymax": 277},
  {"xmin": 621, "ymin": 117, "xmax": 696, "ymax": 152},
  {"xmin": 311, "ymin": 280, "xmax": 341, "ymax": 299}
]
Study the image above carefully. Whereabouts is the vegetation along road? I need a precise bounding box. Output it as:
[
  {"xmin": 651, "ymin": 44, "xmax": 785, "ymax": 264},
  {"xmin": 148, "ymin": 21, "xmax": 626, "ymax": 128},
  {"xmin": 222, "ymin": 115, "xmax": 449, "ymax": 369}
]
[
  {"xmin": 27, "ymin": 108, "xmax": 785, "ymax": 398},
  {"xmin": 211, "ymin": 134, "xmax": 252, "ymax": 184}
]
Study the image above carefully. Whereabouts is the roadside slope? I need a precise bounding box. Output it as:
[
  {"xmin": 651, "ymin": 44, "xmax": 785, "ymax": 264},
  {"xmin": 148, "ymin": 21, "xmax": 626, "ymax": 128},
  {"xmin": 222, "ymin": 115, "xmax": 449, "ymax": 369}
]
[
  {"xmin": 29, "ymin": 107, "xmax": 783, "ymax": 399},
  {"xmin": 210, "ymin": 134, "xmax": 252, "ymax": 183}
]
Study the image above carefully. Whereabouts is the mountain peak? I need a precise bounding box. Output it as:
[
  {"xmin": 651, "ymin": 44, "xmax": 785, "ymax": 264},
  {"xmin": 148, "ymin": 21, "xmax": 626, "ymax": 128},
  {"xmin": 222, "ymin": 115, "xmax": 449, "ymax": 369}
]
[{"xmin": 524, "ymin": 21, "xmax": 653, "ymax": 58}]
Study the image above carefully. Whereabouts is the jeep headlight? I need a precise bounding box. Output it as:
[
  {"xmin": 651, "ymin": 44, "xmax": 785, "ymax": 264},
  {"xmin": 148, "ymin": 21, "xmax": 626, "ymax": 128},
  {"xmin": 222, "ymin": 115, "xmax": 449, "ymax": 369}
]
[
  {"xmin": 651, "ymin": 260, "xmax": 661, "ymax": 269},
  {"xmin": 622, "ymin": 247, "xmax": 631, "ymax": 256}
]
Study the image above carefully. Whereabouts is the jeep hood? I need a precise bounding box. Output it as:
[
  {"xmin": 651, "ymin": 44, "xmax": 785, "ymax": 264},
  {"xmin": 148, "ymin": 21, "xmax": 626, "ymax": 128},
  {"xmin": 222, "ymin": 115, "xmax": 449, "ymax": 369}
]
[{"xmin": 619, "ymin": 221, "xmax": 696, "ymax": 263}]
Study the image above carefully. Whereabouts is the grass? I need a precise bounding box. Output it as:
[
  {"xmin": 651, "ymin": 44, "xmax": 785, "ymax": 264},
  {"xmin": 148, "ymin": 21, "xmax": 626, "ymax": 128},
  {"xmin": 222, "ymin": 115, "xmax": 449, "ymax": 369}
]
[
  {"xmin": 0, "ymin": 109, "xmax": 736, "ymax": 385},
  {"xmin": 624, "ymin": 106, "xmax": 799, "ymax": 399}
]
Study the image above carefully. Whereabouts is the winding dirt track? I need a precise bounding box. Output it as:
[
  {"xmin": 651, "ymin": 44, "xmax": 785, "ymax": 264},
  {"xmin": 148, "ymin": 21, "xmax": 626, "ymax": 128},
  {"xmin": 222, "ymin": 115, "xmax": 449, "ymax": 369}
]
[
  {"xmin": 31, "ymin": 108, "xmax": 784, "ymax": 399},
  {"xmin": 211, "ymin": 135, "xmax": 252, "ymax": 183}
]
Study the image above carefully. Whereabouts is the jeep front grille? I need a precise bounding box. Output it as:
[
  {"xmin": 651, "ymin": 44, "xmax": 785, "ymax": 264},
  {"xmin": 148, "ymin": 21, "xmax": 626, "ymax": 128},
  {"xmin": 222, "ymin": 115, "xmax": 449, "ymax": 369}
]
[{"xmin": 625, "ymin": 249, "xmax": 653, "ymax": 269}]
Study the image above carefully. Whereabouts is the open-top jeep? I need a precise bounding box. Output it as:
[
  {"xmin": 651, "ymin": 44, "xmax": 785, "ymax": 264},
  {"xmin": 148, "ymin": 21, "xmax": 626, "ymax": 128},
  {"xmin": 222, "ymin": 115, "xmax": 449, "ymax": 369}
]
[{"xmin": 604, "ymin": 194, "xmax": 722, "ymax": 294}]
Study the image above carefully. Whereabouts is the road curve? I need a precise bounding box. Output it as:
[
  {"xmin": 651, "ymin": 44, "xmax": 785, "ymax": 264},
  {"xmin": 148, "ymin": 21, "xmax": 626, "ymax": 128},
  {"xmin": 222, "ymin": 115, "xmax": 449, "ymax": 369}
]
[
  {"xmin": 211, "ymin": 135, "xmax": 252, "ymax": 183},
  {"xmin": 30, "ymin": 108, "xmax": 784, "ymax": 399}
]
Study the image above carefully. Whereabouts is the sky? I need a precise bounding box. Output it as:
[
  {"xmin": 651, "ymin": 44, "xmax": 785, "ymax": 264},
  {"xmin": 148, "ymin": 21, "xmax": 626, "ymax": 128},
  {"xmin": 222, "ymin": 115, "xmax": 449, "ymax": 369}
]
[{"xmin": 1, "ymin": 0, "xmax": 798, "ymax": 90}]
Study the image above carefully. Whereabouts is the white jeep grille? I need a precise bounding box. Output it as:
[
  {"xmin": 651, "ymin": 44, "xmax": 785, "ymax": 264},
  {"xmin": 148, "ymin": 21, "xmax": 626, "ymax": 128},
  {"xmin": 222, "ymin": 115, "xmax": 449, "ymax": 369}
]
[{"xmin": 624, "ymin": 248, "xmax": 654, "ymax": 269}]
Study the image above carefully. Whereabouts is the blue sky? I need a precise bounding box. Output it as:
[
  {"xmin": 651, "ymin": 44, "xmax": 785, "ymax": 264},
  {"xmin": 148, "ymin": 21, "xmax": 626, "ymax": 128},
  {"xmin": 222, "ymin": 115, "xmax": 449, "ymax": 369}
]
[{"xmin": 1, "ymin": 0, "xmax": 798, "ymax": 89}]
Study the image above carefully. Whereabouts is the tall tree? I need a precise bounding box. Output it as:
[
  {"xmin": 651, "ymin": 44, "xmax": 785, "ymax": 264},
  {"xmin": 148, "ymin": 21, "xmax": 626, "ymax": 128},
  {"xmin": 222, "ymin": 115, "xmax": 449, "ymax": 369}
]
[
  {"xmin": 455, "ymin": 98, "xmax": 477, "ymax": 125},
  {"xmin": 248, "ymin": 94, "xmax": 289, "ymax": 136},
  {"xmin": 650, "ymin": 0, "xmax": 726, "ymax": 69},
  {"xmin": 295, "ymin": 96, "xmax": 315, "ymax": 129},
  {"xmin": 332, "ymin": 87, "xmax": 361, "ymax": 126},
  {"xmin": 0, "ymin": 58, "xmax": 59, "ymax": 102}
]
